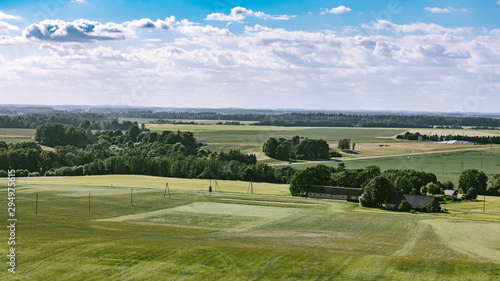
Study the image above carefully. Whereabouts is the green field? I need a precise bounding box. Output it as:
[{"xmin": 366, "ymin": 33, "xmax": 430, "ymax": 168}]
[
  {"xmin": 1, "ymin": 175, "xmax": 499, "ymax": 280},
  {"xmin": 290, "ymin": 148, "xmax": 500, "ymax": 186},
  {"xmin": 147, "ymin": 124, "xmax": 408, "ymax": 153}
]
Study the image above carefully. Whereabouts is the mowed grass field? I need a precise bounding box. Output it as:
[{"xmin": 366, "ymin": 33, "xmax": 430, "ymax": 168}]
[{"xmin": 1, "ymin": 175, "xmax": 499, "ymax": 280}]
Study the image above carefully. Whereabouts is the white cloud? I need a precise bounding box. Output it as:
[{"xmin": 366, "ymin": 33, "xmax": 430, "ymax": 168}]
[
  {"xmin": 498, "ymin": 0, "xmax": 500, "ymax": 6},
  {"xmin": 0, "ymin": 11, "xmax": 22, "ymax": 20},
  {"xmin": 205, "ymin": 7, "xmax": 294, "ymax": 22},
  {"xmin": 23, "ymin": 19, "xmax": 131, "ymax": 42},
  {"xmin": 125, "ymin": 16, "xmax": 177, "ymax": 30},
  {"xmin": 425, "ymin": 7, "xmax": 452, "ymax": 13},
  {"xmin": 0, "ymin": 21, "xmax": 20, "ymax": 35},
  {"xmin": 320, "ymin": 6, "xmax": 352, "ymax": 15},
  {"xmin": 71, "ymin": 0, "xmax": 86, "ymax": 3},
  {"xmin": 425, "ymin": 7, "xmax": 468, "ymax": 13},
  {"xmin": 361, "ymin": 20, "xmax": 473, "ymax": 34},
  {"xmin": 244, "ymin": 25, "xmax": 272, "ymax": 32}
]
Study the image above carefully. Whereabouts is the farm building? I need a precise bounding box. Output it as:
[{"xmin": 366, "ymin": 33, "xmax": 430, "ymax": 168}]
[
  {"xmin": 308, "ymin": 185, "xmax": 363, "ymax": 201},
  {"xmin": 444, "ymin": 189, "xmax": 456, "ymax": 196},
  {"xmin": 435, "ymin": 140, "xmax": 482, "ymax": 145},
  {"xmin": 196, "ymin": 140, "xmax": 209, "ymax": 146},
  {"xmin": 386, "ymin": 194, "xmax": 440, "ymax": 212}
]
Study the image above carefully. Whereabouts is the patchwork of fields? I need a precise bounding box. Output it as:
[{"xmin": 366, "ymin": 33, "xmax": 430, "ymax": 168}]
[{"xmin": 0, "ymin": 175, "xmax": 499, "ymax": 280}]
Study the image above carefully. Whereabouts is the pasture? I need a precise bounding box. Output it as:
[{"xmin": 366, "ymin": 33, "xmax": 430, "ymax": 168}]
[{"xmin": 0, "ymin": 175, "xmax": 499, "ymax": 280}]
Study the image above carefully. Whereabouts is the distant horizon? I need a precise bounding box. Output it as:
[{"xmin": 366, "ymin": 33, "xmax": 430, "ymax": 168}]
[{"xmin": 2, "ymin": 103, "xmax": 500, "ymax": 117}]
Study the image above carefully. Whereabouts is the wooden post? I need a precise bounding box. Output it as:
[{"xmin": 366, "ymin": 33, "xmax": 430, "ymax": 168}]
[
  {"xmin": 88, "ymin": 192, "xmax": 91, "ymax": 212},
  {"xmin": 130, "ymin": 188, "xmax": 133, "ymax": 206},
  {"xmin": 35, "ymin": 192, "xmax": 38, "ymax": 216},
  {"xmin": 483, "ymin": 193, "xmax": 486, "ymax": 213}
]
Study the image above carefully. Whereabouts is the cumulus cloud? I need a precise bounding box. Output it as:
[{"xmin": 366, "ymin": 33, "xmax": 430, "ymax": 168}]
[
  {"xmin": 320, "ymin": 6, "xmax": 352, "ymax": 15},
  {"xmin": 361, "ymin": 20, "xmax": 473, "ymax": 34},
  {"xmin": 424, "ymin": 7, "xmax": 467, "ymax": 13},
  {"xmin": 205, "ymin": 7, "xmax": 294, "ymax": 22},
  {"xmin": 23, "ymin": 19, "xmax": 130, "ymax": 42},
  {"xmin": 244, "ymin": 24, "xmax": 272, "ymax": 32},
  {"xmin": 71, "ymin": 0, "xmax": 86, "ymax": 3},
  {"xmin": 0, "ymin": 21, "xmax": 20, "ymax": 35},
  {"xmin": 0, "ymin": 11, "xmax": 22, "ymax": 20},
  {"xmin": 124, "ymin": 16, "xmax": 177, "ymax": 29}
]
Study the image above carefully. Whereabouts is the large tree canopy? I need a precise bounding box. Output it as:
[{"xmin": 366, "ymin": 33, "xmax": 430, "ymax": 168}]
[
  {"xmin": 360, "ymin": 176, "xmax": 393, "ymax": 208},
  {"xmin": 458, "ymin": 169, "xmax": 488, "ymax": 199},
  {"xmin": 289, "ymin": 164, "xmax": 333, "ymax": 197}
]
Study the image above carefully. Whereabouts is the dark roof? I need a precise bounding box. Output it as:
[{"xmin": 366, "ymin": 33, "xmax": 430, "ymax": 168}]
[
  {"xmin": 390, "ymin": 194, "xmax": 439, "ymax": 209},
  {"xmin": 309, "ymin": 185, "xmax": 363, "ymax": 197}
]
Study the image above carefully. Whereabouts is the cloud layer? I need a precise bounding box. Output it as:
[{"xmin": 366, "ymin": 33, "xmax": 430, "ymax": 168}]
[{"xmin": 0, "ymin": 9, "xmax": 499, "ymax": 112}]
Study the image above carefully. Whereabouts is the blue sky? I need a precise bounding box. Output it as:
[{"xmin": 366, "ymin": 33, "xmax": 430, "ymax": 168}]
[{"xmin": 0, "ymin": 0, "xmax": 499, "ymax": 112}]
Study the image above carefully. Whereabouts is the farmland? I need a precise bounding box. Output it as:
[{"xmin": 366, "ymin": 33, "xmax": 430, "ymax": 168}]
[
  {"xmin": 0, "ymin": 175, "xmax": 499, "ymax": 280},
  {"xmin": 290, "ymin": 148, "xmax": 500, "ymax": 186}
]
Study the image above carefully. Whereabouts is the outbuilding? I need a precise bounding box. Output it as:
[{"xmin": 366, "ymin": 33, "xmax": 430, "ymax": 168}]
[
  {"xmin": 308, "ymin": 185, "xmax": 363, "ymax": 201},
  {"xmin": 386, "ymin": 194, "xmax": 441, "ymax": 212}
]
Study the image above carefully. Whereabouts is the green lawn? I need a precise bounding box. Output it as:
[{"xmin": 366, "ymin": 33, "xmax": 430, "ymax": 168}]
[
  {"xmin": 445, "ymin": 196, "xmax": 500, "ymax": 213},
  {"xmin": 0, "ymin": 175, "xmax": 499, "ymax": 280}
]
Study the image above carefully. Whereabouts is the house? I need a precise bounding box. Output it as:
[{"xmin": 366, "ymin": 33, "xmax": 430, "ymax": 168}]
[
  {"xmin": 444, "ymin": 189, "xmax": 456, "ymax": 196},
  {"xmin": 386, "ymin": 193, "xmax": 440, "ymax": 212},
  {"xmin": 308, "ymin": 185, "xmax": 363, "ymax": 201},
  {"xmin": 196, "ymin": 140, "xmax": 209, "ymax": 146}
]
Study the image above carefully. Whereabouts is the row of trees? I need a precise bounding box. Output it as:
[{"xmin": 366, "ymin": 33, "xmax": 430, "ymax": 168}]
[
  {"xmin": 262, "ymin": 136, "xmax": 330, "ymax": 161},
  {"xmin": 289, "ymin": 164, "xmax": 439, "ymax": 197},
  {"xmin": 396, "ymin": 132, "xmax": 500, "ymax": 144},
  {"xmin": 255, "ymin": 113, "xmax": 500, "ymax": 128},
  {"xmin": 0, "ymin": 114, "xmax": 135, "ymax": 130}
]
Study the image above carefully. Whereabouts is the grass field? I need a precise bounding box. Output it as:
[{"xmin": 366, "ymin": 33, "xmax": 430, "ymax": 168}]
[
  {"xmin": 291, "ymin": 148, "xmax": 500, "ymax": 185},
  {"xmin": 0, "ymin": 175, "xmax": 499, "ymax": 280}
]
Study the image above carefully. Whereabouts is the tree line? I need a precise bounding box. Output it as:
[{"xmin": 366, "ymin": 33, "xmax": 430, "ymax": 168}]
[
  {"xmin": 396, "ymin": 132, "xmax": 500, "ymax": 144},
  {"xmin": 4, "ymin": 111, "xmax": 500, "ymax": 130},
  {"xmin": 0, "ymin": 114, "xmax": 136, "ymax": 131},
  {"xmin": 255, "ymin": 113, "xmax": 500, "ymax": 128}
]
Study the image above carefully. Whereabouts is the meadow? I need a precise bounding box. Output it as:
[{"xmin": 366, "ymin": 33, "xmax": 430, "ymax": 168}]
[{"xmin": 0, "ymin": 175, "xmax": 499, "ymax": 280}]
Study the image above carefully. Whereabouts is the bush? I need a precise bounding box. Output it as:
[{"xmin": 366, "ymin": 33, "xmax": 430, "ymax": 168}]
[
  {"xmin": 15, "ymin": 169, "xmax": 29, "ymax": 177},
  {"xmin": 0, "ymin": 170, "xmax": 7, "ymax": 177},
  {"xmin": 28, "ymin": 172, "xmax": 41, "ymax": 177},
  {"xmin": 397, "ymin": 199, "xmax": 412, "ymax": 212},
  {"xmin": 330, "ymin": 151, "xmax": 342, "ymax": 157}
]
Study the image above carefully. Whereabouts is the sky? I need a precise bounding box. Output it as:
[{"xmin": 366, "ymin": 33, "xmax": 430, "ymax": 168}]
[{"xmin": 0, "ymin": 0, "xmax": 499, "ymax": 113}]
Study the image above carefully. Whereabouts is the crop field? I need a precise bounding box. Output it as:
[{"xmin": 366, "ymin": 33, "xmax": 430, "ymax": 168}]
[
  {"xmin": 147, "ymin": 124, "xmax": 418, "ymax": 153},
  {"xmin": 0, "ymin": 175, "xmax": 499, "ymax": 280},
  {"xmin": 0, "ymin": 128, "xmax": 35, "ymax": 144}
]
